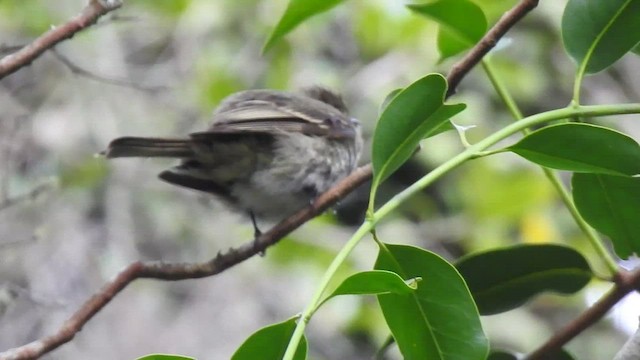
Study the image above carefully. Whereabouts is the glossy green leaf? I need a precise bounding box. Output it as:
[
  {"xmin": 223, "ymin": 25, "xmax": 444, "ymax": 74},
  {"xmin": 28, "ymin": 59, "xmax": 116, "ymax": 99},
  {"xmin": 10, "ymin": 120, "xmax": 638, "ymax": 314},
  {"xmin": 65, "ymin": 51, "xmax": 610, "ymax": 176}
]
[
  {"xmin": 573, "ymin": 173, "xmax": 640, "ymax": 259},
  {"xmin": 408, "ymin": 0, "xmax": 487, "ymax": 60},
  {"xmin": 379, "ymin": 88, "xmax": 455, "ymax": 135},
  {"xmin": 379, "ymin": 88, "xmax": 402, "ymax": 115},
  {"xmin": 263, "ymin": 0, "xmax": 344, "ymax": 53},
  {"xmin": 136, "ymin": 355, "xmax": 195, "ymax": 360},
  {"xmin": 324, "ymin": 270, "xmax": 418, "ymax": 304},
  {"xmin": 508, "ymin": 123, "xmax": 640, "ymax": 176},
  {"xmin": 232, "ymin": 318, "xmax": 306, "ymax": 360},
  {"xmin": 456, "ymin": 244, "xmax": 592, "ymax": 315},
  {"xmin": 547, "ymin": 349, "xmax": 575, "ymax": 360},
  {"xmin": 375, "ymin": 243, "xmax": 488, "ymax": 360},
  {"xmin": 562, "ymin": 0, "xmax": 640, "ymax": 73},
  {"xmin": 488, "ymin": 349, "xmax": 574, "ymax": 360},
  {"xmin": 371, "ymin": 74, "xmax": 465, "ymax": 190}
]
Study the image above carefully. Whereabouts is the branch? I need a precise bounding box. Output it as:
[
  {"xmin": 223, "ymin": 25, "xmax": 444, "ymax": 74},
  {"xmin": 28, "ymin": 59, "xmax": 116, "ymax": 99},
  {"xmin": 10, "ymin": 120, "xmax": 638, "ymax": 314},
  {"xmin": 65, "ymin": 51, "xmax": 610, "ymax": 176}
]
[
  {"xmin": 51, "ymin": 49, "xmax": 167, "ymax": 93},
  {"xmin": 0, "ymin": 0, "xmax": 541, "ymax": 359},
  {"xmin": 446, "ymin": 0, "xmax": 540, "ymax": 96},
  {"xmin": 0, "ymin": 165, "xmax": 372, "ymax": 360},
  {"xmin": 0, "ymin": 0, "xmax": 122, "ymax": 80},
  {"xmin": 526, "ymin": 269, "xmax": 640, "ymax": 360},
  {"xmin": 0, "ymin": 179, "xmax": 57, "ymax": 212}
]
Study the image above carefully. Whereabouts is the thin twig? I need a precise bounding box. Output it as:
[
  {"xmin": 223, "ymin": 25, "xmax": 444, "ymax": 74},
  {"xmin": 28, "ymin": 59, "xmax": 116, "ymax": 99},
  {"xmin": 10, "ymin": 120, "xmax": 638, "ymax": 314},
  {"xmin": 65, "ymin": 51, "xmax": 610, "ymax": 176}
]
[
  {"xmin": 0, "ymin": 180, "xmax": 57, "ymax": 212},
  {"xmin": 526, "ymin": 270, "xmax": 640, "ymax": 360},
  {"xmin": 0, "ymin": 164, "xmax": 372, "ymax": 360},
  {"xmin": 0, "ymin": 0, "xmax": 541, "ymax": 359},
  {"xmin": 51, "ymin": 49, "xmax": 167, "ymax": 93},
  {"xmin": 0, "ymin": 44, "xmax": 25, "ymax": 56},
  {"xmin": 0, "ymin": 0, "xmax": 122, "ymax": 80}
]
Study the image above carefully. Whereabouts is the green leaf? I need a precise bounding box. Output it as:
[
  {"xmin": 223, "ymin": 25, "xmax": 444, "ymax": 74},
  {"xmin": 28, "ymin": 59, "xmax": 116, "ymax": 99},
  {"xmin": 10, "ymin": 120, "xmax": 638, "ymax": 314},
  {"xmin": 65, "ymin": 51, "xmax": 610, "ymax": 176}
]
[
  {"xmin": 573, "ymin": 173, "xmax": 640, "ymax": 259},
  {"xmin": 456, "ymin": 244, "xmax": 592, "ymax": 315},
  {"xmin": 371, "ymin": 74, "xmax": 465, "ymax": 191},
  {"xmin": 507, "ymin": 123, "xmax": 640, "ymax": 176},
  {"xmin": 379, "ymin": 88, "xmax": 402, "ymax": 115},
  {"xmin": 263, "ymin": 0, "xmax": 344, "ymax": 53},
  {"xmin": 324, "ymin": 270, "xmax": 418, "ymax": 304},
  {"xmin": 488, "ymin": 349, "xmax": 574, "ymax": 360},
  {"xmin": 136, "ymin": 355, "xmax": 195, "ymax": 360},
  {"xmin": 562, "ymin": 0, "xmax": 640, "ymax": 73},
  {"xmin": 408, "ymin": 0, "xmax": 487, "ymax": 60},
  {"xmin": 380, "ymin": 88, "xmax": 455, "ymax": 135},
  {"xmin": 232, "ymin": 318, "xmax": 307, "ymax": 360},
  {"xmin": 375, "ymin": 243, "xmax": 488, "ymax": 360}
]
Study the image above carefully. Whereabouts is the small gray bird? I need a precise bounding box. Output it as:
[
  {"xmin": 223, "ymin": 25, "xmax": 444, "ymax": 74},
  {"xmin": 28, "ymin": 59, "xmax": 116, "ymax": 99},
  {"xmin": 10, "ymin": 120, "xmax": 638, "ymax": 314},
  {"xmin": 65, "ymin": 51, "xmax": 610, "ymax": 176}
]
[{"xmin": 103, "ymin": 87, "xmax": 363, "ymax": 235}]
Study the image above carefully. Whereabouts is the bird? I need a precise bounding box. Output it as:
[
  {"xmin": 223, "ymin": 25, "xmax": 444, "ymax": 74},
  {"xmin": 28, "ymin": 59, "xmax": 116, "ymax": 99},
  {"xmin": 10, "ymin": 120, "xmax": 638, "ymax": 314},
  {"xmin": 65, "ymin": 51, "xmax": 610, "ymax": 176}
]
[{"xmin": 102, "ymin": 87, "xmax": 363, "ymax": 236}]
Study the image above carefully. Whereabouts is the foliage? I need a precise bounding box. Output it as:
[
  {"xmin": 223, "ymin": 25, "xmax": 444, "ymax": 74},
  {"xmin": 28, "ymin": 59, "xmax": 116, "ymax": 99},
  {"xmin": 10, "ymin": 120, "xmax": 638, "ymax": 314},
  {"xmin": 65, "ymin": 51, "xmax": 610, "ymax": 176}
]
[
  {"xmin": 240, "ymin": 0, "xmax": 640, "ymax": 359},
  {"xmin": 3, "ymin": 0, "xmax": 640, "ymax": 359}
]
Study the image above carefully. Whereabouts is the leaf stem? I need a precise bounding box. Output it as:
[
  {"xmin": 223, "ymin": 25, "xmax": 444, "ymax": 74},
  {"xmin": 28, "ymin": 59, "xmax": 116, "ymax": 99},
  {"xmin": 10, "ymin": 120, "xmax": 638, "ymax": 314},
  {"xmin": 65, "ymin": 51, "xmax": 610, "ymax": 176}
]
[
  {"xmin": 482, "ymin": 58, "xmax": 619, "ymax": 275},
  {"xmin": 471, "ymin": 148, "xmax": 509, "ymax": 158},
  {"xmin": 481, "ymin": 58, "xmax": 524, "ymax": 119},
  {"xmin": 282, "ymin": 103, "xmax": 640, "ymax": 360},
  {"xmin": 283, "ymin": 221, "xmax": 374, "ymax": 360}
]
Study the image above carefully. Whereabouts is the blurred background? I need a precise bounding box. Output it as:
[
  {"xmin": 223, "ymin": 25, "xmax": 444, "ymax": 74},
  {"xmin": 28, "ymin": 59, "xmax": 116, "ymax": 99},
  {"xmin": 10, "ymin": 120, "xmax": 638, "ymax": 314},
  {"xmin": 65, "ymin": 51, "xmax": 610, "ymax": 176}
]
[{"xmin": 1, "ymin": 0, "xmax": 639, "ymax": 359}]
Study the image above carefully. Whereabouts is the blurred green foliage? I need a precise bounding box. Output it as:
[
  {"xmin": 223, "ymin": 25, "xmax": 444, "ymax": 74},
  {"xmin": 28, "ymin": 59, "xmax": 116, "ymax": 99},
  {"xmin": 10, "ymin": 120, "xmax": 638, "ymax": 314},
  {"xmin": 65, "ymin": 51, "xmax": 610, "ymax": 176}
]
[
  {"xmin": 1, "ymin": 1, "xmax": 638, "ymax": 359},
  {"xmin": 0, "ymin": 1, "xmax": 59, "ymax": 35},
  {"xmin": 59, "ymin": 158, "xmax": 109, "ymax": 189}
]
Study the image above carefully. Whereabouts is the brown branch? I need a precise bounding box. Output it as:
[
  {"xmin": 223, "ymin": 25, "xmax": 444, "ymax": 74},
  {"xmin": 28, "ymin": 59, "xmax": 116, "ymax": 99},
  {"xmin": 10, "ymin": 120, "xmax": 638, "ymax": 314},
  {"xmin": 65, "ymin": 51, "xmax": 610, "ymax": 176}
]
[
  {"xmin": 446, "ymin": 0, "xmax": 540, "ymax": 96},
  {"xmin": 0, "ymin": 0, "xmax": 122, "ymax": 80},
  {"xmin": 0, "ymin": 0, "xmax": 541, "ymax": 359},
  {"xmin": 0, "ymin": 165, "xmax": 372, "ymax": 360},
  {"xmin": 526, "ymin": 270, "xmax": 640, "ymax": 360}
]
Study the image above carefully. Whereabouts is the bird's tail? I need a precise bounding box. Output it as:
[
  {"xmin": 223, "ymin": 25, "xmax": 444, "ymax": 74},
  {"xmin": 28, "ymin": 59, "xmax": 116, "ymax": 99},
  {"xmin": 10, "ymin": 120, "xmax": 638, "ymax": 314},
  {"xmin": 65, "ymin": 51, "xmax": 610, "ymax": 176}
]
[{"xmin": 102, "ymin": 136, "xmax": 195, "ymax": 158}]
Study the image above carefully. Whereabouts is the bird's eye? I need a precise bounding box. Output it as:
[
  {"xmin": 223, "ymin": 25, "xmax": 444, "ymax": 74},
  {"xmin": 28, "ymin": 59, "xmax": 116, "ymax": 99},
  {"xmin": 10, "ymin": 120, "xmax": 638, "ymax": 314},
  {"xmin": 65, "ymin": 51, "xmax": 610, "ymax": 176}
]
[{"xmin": 323, "ymin": 117, "xmax": 340, "ymax": 127}]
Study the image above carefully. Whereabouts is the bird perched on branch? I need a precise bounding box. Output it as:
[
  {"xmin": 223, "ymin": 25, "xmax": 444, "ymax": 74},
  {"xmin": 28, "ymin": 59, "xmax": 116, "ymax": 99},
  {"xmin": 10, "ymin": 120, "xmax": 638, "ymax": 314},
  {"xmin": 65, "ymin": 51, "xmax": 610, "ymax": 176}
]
[{"xmin": 103, "ymin": 87, "xmax": 362, "ymax": 236}]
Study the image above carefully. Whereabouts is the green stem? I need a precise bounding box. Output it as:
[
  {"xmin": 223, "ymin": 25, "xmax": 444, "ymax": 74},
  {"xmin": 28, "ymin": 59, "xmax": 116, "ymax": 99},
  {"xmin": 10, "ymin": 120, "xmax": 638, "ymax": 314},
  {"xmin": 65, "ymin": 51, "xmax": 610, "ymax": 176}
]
[
  {"xmin": 471, "ymin": 148, "xmax": 509, "ymax": 158},
  {"xmin": 283, "ymin": 221, "xmax": 374, "ymax": 360},
  {"xmin": 573, "ymin": 69, "xmax": 585, "ymax": 105},
  {"xmin": 542, "ymin": 170, "xmax": 618, "ymax": 275},
  {"xmin": 482, "ymin": 58, "xmax": 619, "ymax": 275},
  {"xmin": 481, "ymin": 59, "xmax": 523, "ymax": 119},
  {"xmin": 282, "ymin": 103, "xmax": 640, "ymax": 360}
]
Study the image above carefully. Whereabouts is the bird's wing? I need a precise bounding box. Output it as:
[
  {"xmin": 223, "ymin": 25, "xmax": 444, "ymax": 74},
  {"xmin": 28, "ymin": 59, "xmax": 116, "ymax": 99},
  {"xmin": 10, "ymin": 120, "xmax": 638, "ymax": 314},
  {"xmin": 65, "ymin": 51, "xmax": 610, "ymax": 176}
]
[{"xmin": 191, "ymin": 99, "xmax": 346, "ymax": 139}]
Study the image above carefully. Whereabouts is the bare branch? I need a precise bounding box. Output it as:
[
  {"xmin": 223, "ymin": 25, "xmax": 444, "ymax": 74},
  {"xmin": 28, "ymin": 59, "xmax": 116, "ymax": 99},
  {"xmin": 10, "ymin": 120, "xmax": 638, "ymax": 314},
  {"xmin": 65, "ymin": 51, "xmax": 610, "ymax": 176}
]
[
  {"xmin": 51, "ymin": 49, "xmax": 167, "ymax": 93},
  {"xmin": 0, "ymin": 164, "xmax": 372, "ymax": 360},
  {"xmin": 0, "ymin": 0, "xmax": 542, "ymax": 358},
  {"xmin": 0, "ymin": 0, "xmax": 122, "ymax": 80},
  {"xmin": 526, "ymin": 270, "xmax": 640, "ymax": 360},
  {"xmin": 0, "ymin": 179, "xmax": 57, "ymax": 212}
]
